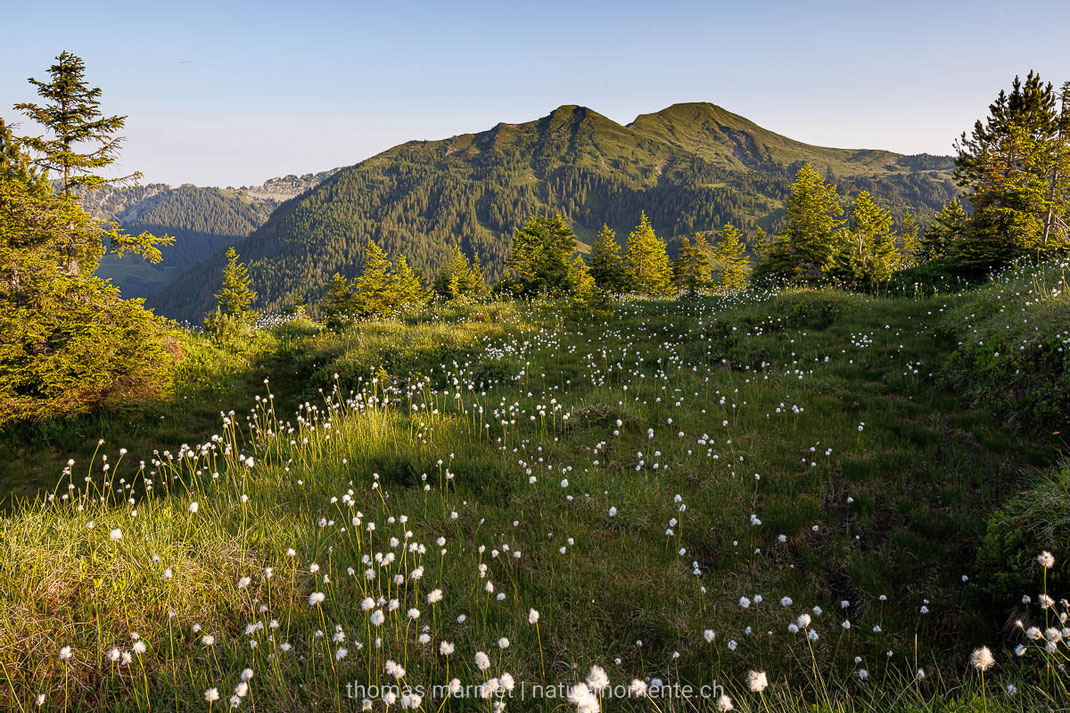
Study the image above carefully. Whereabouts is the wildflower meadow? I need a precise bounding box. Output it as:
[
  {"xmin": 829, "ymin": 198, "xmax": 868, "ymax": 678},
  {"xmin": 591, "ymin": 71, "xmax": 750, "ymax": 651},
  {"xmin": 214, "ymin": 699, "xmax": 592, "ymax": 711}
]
[{"xmin": 2, "ymin": 259, "xmax": 1069, "ymax": 713}]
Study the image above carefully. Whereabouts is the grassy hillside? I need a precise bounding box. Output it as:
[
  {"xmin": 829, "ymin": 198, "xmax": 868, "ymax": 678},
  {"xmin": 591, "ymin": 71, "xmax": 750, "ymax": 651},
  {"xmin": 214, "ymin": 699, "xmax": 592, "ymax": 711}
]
[
  {"xmin": 149, "ymin": 103, "xmax": 957, "ymax": 322},
  {"xmin": 3, "ymin": 271, "xmax": 1067, "ymax": 712}
]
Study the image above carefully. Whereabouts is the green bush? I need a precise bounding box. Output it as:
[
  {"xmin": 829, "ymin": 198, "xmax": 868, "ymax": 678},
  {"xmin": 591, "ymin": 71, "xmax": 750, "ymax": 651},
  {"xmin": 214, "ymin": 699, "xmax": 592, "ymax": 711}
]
[
  {"xmin": 939, "ymin": 258, "xmax": 1070, "ymax": 430},
  {"xmin": 975, "ymin": 459, "xmax": 1070, "ymax": 605}
]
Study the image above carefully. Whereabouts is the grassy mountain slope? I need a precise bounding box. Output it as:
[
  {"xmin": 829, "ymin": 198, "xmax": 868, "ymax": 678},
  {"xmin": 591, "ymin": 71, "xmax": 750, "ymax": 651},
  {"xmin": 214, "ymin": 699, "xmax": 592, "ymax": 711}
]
[{"xmin": 151, "ymin": 103, "xmax": 957, "ymax": 321}]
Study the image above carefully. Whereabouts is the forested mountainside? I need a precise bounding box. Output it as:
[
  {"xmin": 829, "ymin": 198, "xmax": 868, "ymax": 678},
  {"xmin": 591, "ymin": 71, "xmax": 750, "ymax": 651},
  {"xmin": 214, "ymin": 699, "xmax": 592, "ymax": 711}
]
[
  {"xmin": 151, "ymin": 102, "xmax": 956, "ymax": 320},
  {"xmin": 86, "ymin": 171, "xmax": 337, "ymax": 298}
]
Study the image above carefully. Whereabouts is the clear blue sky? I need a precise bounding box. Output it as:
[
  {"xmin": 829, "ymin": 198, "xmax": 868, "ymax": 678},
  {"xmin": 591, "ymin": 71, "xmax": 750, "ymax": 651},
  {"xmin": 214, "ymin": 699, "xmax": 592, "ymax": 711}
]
[{"xmin": 3, "ymin": 0, "xmax": 1068, "ymax": 187}]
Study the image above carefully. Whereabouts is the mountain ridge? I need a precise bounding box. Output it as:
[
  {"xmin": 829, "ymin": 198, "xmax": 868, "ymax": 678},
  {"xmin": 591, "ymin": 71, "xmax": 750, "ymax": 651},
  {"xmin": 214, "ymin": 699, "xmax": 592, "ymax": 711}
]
[{"xmin": 145, "ymin": 102, "xmax": 957, "ymax": 321}]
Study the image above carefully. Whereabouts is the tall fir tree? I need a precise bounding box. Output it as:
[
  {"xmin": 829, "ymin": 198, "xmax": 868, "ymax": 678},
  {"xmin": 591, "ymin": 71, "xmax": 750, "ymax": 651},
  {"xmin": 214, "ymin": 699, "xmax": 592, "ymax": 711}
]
[
  {"xmin": 392, "ymin": 254, "xmax": 429, "ymax": 311},
  {"xmin": 748, "ymin": 226, "xmax": 772, "ymax": 263},
  {"xmin": 353, "ymin": 239, "xmax": 396, "ymax": 316},
  {"xmin": 1, "ymin": 118, "xmax": 172, "ymax": 422},
  {"xmin": 13, "ymin": 53, "xmax": 168, "ymax": 276},
  {"xmin": 588, "ymin": 223, "xmax": 626, "ymax": 292},
  {"xmin": 624, "ymin": 212, "xmax": 673, "ymax": 295},
  {"xmin": 712, "ymin": 222, "xmax": 750, "ymax": 291},
  {"xmin": 897, "ymin": 211, "xmax": 920, "ymax": 269},
  {"xmin": 952, "ymin": 71, "xmax": 1070, "ymax": 269},
  {"xmin": 919, "ymin": 199, "xmax": 970, "ymax": 263},
  {"xmin": 505, "ymin": 214, "xmax": 576, "ymax": 295},
  {"xmin": 321, "ymin": 273, "xmax": 355, "ymax": 329},
  {"xmin": 786, "ymin": 163, "xmax": 844, "ymax": 274},
  {"xmin": 836, "ymin": 191, "xmax": 899, "ymax": 286},
  {"xmin": 756, "ymin": 163, "xmax": 844, "ymax": 280},
  {"xmin": 214, "ymin": 247, "xmax": 257, "ymax": 320},
  {"xmin": 14, "ymin": 51, "xmax": 137, "ymax": 194},
  {"xmin": 435, "ymin": 245, "xmax": 488, "ymax": 301},
  {"xmin": 673, "ymin": 235, "xmax": 711, "ymax": 296}
]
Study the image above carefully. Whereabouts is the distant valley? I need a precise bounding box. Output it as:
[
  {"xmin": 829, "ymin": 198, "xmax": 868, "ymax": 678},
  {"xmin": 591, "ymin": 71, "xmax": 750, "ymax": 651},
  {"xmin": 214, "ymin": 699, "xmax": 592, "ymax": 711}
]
[{"xmin": 88, "ymin": 171, "xmax": 337, "ymax": 300}]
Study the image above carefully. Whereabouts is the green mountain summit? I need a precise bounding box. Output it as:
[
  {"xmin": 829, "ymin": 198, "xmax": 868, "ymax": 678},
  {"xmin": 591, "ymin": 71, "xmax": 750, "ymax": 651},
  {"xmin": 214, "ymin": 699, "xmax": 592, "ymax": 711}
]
[{"xmin": 148, "ymin": 102, "xmax": 956, "ymax": 320}]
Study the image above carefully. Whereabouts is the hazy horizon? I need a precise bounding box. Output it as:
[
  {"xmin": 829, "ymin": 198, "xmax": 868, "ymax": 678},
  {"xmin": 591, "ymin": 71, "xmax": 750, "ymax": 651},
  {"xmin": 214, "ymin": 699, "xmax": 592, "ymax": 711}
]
[{"xmin": 4, "ymin": 0, "xmax": 1069, "ymax": 187}]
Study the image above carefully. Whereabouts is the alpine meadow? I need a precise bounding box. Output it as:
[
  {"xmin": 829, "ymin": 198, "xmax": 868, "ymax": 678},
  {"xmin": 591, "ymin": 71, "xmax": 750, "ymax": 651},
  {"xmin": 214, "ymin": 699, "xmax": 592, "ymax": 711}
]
[{"xmin": 3, "ymin": 4, "xmax": 1070, "ymax": 713}]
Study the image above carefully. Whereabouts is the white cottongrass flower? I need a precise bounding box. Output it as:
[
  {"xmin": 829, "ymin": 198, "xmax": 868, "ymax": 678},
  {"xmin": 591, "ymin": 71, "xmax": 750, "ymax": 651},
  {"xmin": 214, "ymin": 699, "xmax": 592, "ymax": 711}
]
[
  {"xmin": 475, "ymin": 651, "xmax": 491, "ymax": 671},
  {"xmin": 970, "ymin": 646, "xmax": 995, "ymax": 671},
  {"xmin": 586, "ymin": 665, "xmax": 609, "ymax": 691},
  {"xmin": 498, "ymin": 637, "xmax": 510, "ymax": 649},
  {"xmin": 568, "ymin": 682, "xmax": 600, "ymax": 713},
  {"xmin": 204, "ymin": 688, "xmax": 220, "ymax": 702},
  {"xmin": 59, "ymin": 646, "xmax": 73, "ymax": 661},
  {"xmin": 717, "ymin": 694, "xmax": 734, "ymax": 712},
  {"xmin": 528, "ymin": 608, "xmax": 540, "ymax": 624},
  {"xmin": 1039, "ymin": 551, "xmax": 1055, "ymax": 569},
  {"xmin": 188, "ymin": 501, "xmax": 199, "ymax": 513},
  {"xmin": 629, "ymin": 679, "xmax": 647, "ymax": 697},
  {"xmin": 746, "ymin": 670, "xmax": 768, "ymax": 693},
  {"xmin": 109, "ymin": 529, "xmax": 122, "ymax": 541},
  {"xmin": 308, "ymin": 592, "xmax": 326, "ymax": 606}
]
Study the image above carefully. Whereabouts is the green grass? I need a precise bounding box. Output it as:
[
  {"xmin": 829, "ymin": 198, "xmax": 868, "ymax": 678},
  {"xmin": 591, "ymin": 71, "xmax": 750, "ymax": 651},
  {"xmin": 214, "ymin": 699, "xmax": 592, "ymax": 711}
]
[{"xmin": 0, "ymin": 283, "xmax": 1067, "ymax": 712}]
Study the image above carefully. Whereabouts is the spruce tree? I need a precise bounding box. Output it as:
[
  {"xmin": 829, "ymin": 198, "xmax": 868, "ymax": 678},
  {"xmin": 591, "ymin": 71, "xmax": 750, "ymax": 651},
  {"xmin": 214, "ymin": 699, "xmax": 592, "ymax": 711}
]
[
  {"xmin": 919, "ymin": 200, "xmax": 969, "ymax": 263},
  {"xmin": 467, "ymin": 253, "xmax": 490, "ymax": 299},
  {"xmin": 505, "ymin": 214, "xmax": 576, "ymax": 295},
  {"xmin": 673, "ymin": 235, "xmax": 711, "ymax": 296},
  {"xmin": 1, "ymin": 118, "xmax": 172, "ymax": 422},
  {"xmin": 898, "ymin": 211, "xmax": 920, "ymax": 269},
  {"xmin": 392, "ymin": 254, "xmax": 429, "ymax": 312},
  {"xmin": 353, "ymin": 239, "xmax": 396, "ymax": 316},
  {"xmin": 712, "ymin": 222, "xmax": 749, "ymax": 291},
  {"xmin": 784, "ymin": 163, "xmax": 844, "ymax": 276},
  {"xmin": 435, "ymin": 245, "xmax": 487, "ymax": 301},
  {"xmin": 624, "ymin": 212, "xmax": 672, "ymax": 295},
  {"xmin": 837, "ymin": 191, "xmax": 899, "ymax": 286},
  {"xmin": 214, "ymin": 247, "xmax": 257, "ymax": 320},
  {"xmin": 14, "ymin": 51, "xmax": 136, "ymax": 194},
  {"xmin": 567, "ymin": 254, "xmax": 598, "ymax": 306},
  {"xmin": 321, "ymin": 273, "xmax": 354, "ymax": 329},
  {"xmin": 953, "ymin": 71, "xmax": 1070, "ymax": 268},
  {"xmin": 588, "ymin": 223, "xmax": 626, "ymax": 292},
  {"xmin": 748, "ymin": 226, "xmax": 772, "ymax": 263},
  {"xmin": 14, "ymin": 53, "xmax": 169, "ymax": 276}
]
